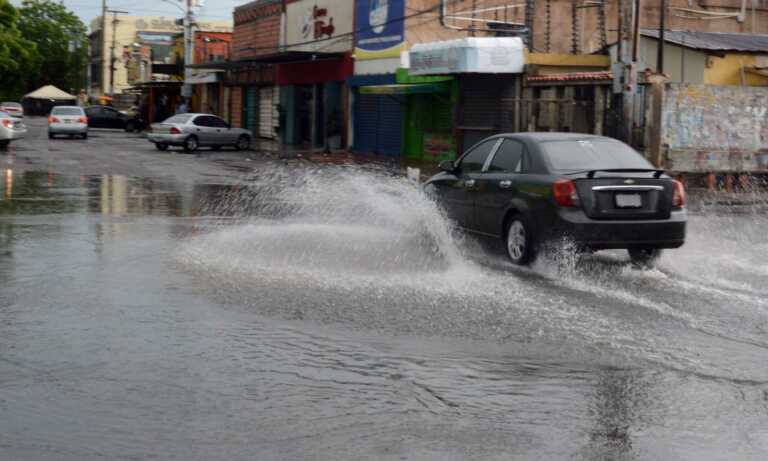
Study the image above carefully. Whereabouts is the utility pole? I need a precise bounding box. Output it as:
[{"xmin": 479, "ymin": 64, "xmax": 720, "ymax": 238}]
[
  {"xmin": 102, "ymin": 0, "xmax": 107, "ymax": 96},
  {"xmin": 656, "ymin": 0, "xmax": 666, "ymax": 74},
  {"xmin": 616, "ymin": 0, "xmax": 639, "ymax": 146},
  {"xmin": 182, "ymin": 0, "xmax": 195, "ymax": 101},
  {"xmin": 107, "ymin": 9, "xmax": 129, "ymax": 97}
]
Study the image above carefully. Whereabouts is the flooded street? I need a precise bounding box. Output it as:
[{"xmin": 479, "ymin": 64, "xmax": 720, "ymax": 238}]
[{"xmin": 1, "ymin": 122, "xmax": 767, "ymax": 460}]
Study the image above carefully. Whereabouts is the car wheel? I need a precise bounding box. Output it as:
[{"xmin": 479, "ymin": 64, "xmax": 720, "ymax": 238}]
[
  {"xmin": 183, "ymin": 135, "xmax": 199, "ymax": 152},
  {"xmin": 125, "ymin": 122, "xmax": 134, "ymax": 132},
  {"xmin": 0, "ymin": 140, "xmax": 9, "ymax": 149},
  {"xmin": 628, "ymin": 248, "xmax": 662, "ymax": 268},
  {"xmin": 235, "ymin": 135, "xmax": 250, "ymax": 151},
  {"xmin": 82, "ymin": 133, "xmax": 88, "ymax": 140},
  {"xmin": 155, "ymin": 143, "xmax": 169, "ymax": 151},
  {"xmin": 505, "ymin": 216, "xmax": 534, "ymax": 265},
  {"xmin": 48, "ymin": 133, "xmax": 54, "ymax": 139}
]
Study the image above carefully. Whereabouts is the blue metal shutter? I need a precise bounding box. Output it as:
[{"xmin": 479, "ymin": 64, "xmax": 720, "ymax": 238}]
[
  {"xmin": 354, "ymin": 92, "xmax": 402, "ymax": 156},
  {"xmin": 377, "ymin": 95, "xmax": 402, "ymax": 156},
  {"xmin": 354, "ymin": 93, "xmax": 378, "ymax": 153}
]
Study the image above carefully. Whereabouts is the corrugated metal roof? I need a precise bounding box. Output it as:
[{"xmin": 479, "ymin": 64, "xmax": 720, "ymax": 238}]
[
  {"xmin": 526, "ymin": 71, "xmax": 613, "ymax": 83},
  {"xmin": 641, "ymin": 29, "xmax": 768, "ymax": 53}
]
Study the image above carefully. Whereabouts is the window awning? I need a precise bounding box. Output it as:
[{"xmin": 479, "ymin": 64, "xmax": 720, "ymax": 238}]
[
  {"xmin": 359, "ymin": 82, "xmax": 449, "ymax": 95},
  {"xmin": 187, "ymin": 51, "xmax": 345, "ymax": 70}
]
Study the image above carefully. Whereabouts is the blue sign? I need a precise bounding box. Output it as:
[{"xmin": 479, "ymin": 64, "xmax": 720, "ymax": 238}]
[{"xmin": 355, "ymin": 0, "xmax": 405, "ymax": 60}]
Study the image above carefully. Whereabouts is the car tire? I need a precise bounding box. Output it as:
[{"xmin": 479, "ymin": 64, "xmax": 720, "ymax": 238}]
[
  {"xmin": 235, "ymin": 135, "xmax": 250, "ymax": 151},
  {"xmin": 48, "ymin": 133, "xmax": 54, "ymax": 139},
  {"xmin": 628, "ymin": 248, "xmax": 662, "ymax": 268},
  {"xmin": 82, "ymin": 133, "xmax": 88, "ymax": 140},
  {"xmin": 0, "ymin": 140, "xmax": 9, "ymax": 149},
  {"xmin": 125, "ymin": 122, "xmax": 134, "ymax": 132},
  {"xmin": 155, "ymin": 143, "xmax": 169, "ymax": 151},
  {"xmin": 505, "ymin": 215, "xmax": 535, "ymax": 265},
  {"xmin": 183, "ymin": 135, "xmax": 198, "ymax": 152}
]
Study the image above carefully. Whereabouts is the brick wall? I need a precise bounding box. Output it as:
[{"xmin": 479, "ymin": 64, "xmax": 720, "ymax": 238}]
[
  {"xmin": 233, "ymin": 0, "xmax": 282, "ymax": 60},
  {"xmin": 231, "ymin": 86, "xmax": 243, "ymax": 128}
]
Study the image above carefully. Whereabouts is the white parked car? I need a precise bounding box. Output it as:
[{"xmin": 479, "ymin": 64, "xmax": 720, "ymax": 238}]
[
  {"xmin": 48, "ymin": 106, "xmax": 88, "ymax": 139},
  {"xmin": 0, "ymin": 111, "xmax": 27, "ymax": 148},
  {"xmin": 0, "ymin": 102, "xmax": 23, "ymax": 118},
  {"xmin": 148, "ymin": 113, "xmax": 252, "ymax": 152}
]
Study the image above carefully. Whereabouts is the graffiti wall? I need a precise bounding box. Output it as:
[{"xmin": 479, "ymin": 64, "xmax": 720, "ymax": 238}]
[{"xmin": 662, "ymin": 84, "xmax": 768, "ymax": 172}]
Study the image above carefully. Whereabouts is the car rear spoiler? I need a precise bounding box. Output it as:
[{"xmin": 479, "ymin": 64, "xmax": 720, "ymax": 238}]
[{"xmin": 564, "ymin": 169, "xmax": 666, "ymax": 179}]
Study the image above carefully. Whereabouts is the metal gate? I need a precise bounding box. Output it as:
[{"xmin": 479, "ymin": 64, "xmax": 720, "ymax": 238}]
[
  {"xmin": 353, "ymin": 93, "xmax": 403, "ymax": 156},
  {"xmin": 242, "ymin": 86, "xmax": 258, "ymax": 135},
  {"xmin": 258, "ymin": 86, "xmax": 277, "ymax": 139},
  {"xmin": 459, "ymin": 75, "xmax": 507, "ymax": 152}
]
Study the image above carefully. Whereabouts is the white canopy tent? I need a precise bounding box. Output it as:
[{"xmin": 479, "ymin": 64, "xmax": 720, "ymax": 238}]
[{"xmin": 23, "ymin": 85, "xmax": 77, "ymax": 100}]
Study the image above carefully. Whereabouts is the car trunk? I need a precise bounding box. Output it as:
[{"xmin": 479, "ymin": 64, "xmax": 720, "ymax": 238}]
[
  {"xmin": 150, "ymin": 124, "xmax": 175, "ymax": 134},
  {"xmin": 53, "ymin": 114, "xmax": 83, "ymax": 124},
  {"xmin": 574, "ymin": 176, "xmax": 674, "ymax": 220}
]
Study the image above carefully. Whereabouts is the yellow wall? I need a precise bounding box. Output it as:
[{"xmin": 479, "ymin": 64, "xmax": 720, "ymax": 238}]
[{"xmin": 704, "ymin": 53, "xmax": 768, "ymax": 86}]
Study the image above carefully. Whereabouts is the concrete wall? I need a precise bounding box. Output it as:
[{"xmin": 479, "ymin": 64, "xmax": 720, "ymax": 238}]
[
  {"xmin": 662, "ymin": 84, "xmax": 768, "ymax": 172},
  {"xmin": 704, "ymin": 53, "xmax": 768, "ymax": 86}
]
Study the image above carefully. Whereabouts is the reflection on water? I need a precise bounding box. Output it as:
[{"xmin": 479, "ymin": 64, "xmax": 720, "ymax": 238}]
[{"xmin": 0, "ymin": 169, "xmax": 243, "ymax": 219}]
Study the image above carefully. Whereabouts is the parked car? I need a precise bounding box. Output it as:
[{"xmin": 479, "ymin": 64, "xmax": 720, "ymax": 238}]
[
  {"xmin": 0, "ymin": 102, "xmax": 23, "ymax": 118},
  {"xmin": 48, "ymin": 106, "xmax": 88, "ymax": 139},
  {"xmin": 424, "ymin": 133, "xmax": 687, "ymax": 267},
  {"xmin": 84, "ymin": 105, "xmax": 145, "ymax": 132},
  {"xmin": 0, "ymin": 111, "xmax": 27, "ymax": 148},
  {"xmin": 148, "ymin": 113, "xmax": 252, "ymax": 152}
]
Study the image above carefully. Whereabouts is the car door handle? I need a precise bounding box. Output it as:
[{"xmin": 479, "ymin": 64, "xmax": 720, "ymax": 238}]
[
  {"xmin": 499, "ymin": 180, "xmax": 512, "ymax": 189},
  {"xmin": 464, "ymin": 179, "xmax": 476, "ymax": 188}
]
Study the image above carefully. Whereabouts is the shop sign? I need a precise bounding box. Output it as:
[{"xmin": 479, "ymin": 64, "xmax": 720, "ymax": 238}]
[
  {"xmin": 285, "ymin": 0, "xmax": 353, "ymax": 53},
  {"xmin": 423, "ymin": 132, "xmax": 456, "ymax": 160},
  {"xmin": 410, "ymin": 37, "xmax": 525, "ymax": 75},
  {"xmin": 354, "ymin": 0, "xmax": 405, "ymax": 60}
]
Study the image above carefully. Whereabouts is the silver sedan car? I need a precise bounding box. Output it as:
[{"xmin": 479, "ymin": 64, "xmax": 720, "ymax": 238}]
[
  {"xmin": 48, "ymin": 106, "xmax": 88, "ymax": 139},
  {"xmin": 0, "ymin": 111, "xmax": 27, "ymax": 148},
  {"xmin": 148, "ymin": 113, "xmax": 252, "ymax": 152}
]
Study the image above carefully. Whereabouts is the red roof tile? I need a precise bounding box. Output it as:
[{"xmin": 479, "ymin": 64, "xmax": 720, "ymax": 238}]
[{"xmin": 526, "ymin": 71, "xmax": 613, "ymax": 83}]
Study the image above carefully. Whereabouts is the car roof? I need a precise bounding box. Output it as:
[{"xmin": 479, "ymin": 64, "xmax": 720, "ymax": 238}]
[
  {"xmin": 494, "ymin": 132, "xmax": 613, "ymax": 143},
  {"xmin": 2, "ymin": 102, "xmax": 21, "ymax": 106}
]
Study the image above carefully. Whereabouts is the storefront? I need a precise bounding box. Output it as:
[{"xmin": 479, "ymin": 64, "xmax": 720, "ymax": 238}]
[
  {"xmin": 348, "ymin": 74, "xmax": 403, "ymax": 156},
  {"xmin": 409, "ymin": 37, "xmax": 525, "ymax": 154},
  {"xmin": 276, "ymin": 56, "xmax": 351, "ymax": 148},
  {"xmin": 225, "ymin": 64, "xmax": 279, "ymax": 139}
]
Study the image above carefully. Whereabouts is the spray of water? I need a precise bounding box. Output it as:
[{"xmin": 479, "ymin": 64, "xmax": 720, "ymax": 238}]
[{"xmin": 177, "ymin": 164, "xmax": 768, "ymax": 382}]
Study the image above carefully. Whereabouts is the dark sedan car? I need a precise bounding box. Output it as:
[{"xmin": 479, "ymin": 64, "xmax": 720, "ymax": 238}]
[
  {"xmin": 84, "ymin": 105, "xmax": 146, "ymax": 132},
  {"xmin": 424, "ymin": 133, "xmax": 686, "ymax": 267}
]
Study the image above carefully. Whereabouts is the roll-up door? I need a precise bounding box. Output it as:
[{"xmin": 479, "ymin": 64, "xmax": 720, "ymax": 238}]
[
  {"xmin": 258, "ymin": 86, "xmax": 276, "ymax": 139},
  {"xmin": 459, "ymin": 75, "xmax": 505, "ymax": 152},
  {"xmin": 242, "ymin": 86, "xmax": 258, "ymax": 135},
  {"xmin": 354, "ymin": 93, "xmax": 402, "ymax": 156}
]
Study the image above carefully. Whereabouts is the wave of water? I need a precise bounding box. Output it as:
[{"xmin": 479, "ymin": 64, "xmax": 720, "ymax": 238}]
[{"xmin": 177, "ymin": 165, "xmax": 768, "ymax": 382}]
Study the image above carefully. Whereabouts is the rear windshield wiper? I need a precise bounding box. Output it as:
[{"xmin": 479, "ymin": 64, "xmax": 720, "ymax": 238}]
[{"xmin": 563, "ymin": 168, "xmax": 665, "ymax": 179}]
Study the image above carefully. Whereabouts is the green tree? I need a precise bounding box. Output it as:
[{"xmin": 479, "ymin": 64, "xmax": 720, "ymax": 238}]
[
  {"xmin": 0, "ymin": 0, "xmax": 39, "ymax": 100},
  {"xmin": 17, "ymin": 0, "xmax": 87, "ymax": 95}
]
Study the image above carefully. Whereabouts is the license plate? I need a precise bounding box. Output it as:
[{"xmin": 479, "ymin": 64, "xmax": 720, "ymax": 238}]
[
  {"xmin": 615, "ymin": 193, "xmax": 642, "ymax": 208},
  {"xmin": 64, "ymin": 119, "xmax": 72, "ymax": 124}
]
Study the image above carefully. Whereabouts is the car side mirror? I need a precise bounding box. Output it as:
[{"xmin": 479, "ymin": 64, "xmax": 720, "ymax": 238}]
[{"xmin": 439, "ymin": 160, "xmax": 456, "ymax": 172}]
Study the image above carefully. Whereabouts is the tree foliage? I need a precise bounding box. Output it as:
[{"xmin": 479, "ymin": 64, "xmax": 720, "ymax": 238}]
[{"xmin": 0, "ymin": 0, "xmax": 39, "ymax": 99}]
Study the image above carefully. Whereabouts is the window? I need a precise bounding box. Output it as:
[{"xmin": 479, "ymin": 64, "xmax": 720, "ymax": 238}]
[
  {"xmin": 459, "ymin": 139, "xmax": 498, "ymax": 173},
  {"xmin": 193, "ymin": 116, "xmax": 215, "ymax": 127},
  {"xmin": 51, "ymin": 107, "xmax": 84, "ymax": 116},
  {"xmin": 208, "ymin": 116, "xmax": 228, "ymax": 128},
  {"xmin": 541, "ymin": 139, "xmax": 653, "ymax": 171},
  {"xmin": 164, "ymin": 114, "xmax": 194, "ymax": 124},
  {"xmin": 488, "ymin": 139, "xmax": 525, "ymax": 173}
]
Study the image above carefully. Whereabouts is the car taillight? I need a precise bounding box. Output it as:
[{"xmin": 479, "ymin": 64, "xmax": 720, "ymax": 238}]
[
  {"xmin": 78, "ymin": 116, "xmax": 87, "ymax": 124},
  {"xmin": 48, "ymin": 116, "xmax": 60, "ymax": 124},
  {"xmin": 553, "ymin": 179, "xmax": 580, "ymax": 207},
  {"xmin": 1, "ymin": 119, "xmax": 11, "ymax": 128},
  {"xmin": 672, "ymin": 180, "xmax": 686, "ymax": 208},
  {"xmin": 170, "ymin": 127, "xmax": 181, "ymax": 134}
]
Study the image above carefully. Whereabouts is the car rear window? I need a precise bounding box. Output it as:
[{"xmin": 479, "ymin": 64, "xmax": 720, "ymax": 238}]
[
  {"xmin": 541, "ymin": 139, "xmax": 653, "ymax": 171},
  {"xmin": 2, "ymin": 102, "xmax": 21, "ymax": 108},
  {"xmin": 163, "ymin": 114, "xmax": 193, "ymax": 124},
  {"xmin": 51, "ymin": 107, "xmax": 84, "ymax": 116}
]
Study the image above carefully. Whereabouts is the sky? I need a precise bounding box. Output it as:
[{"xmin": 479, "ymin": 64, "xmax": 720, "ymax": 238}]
[{"xmin": 10, "ymin": 0, "xmax": 250, "ymax": 28}]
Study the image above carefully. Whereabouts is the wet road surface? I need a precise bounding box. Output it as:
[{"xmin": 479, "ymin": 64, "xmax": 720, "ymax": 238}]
[{"xmin": 1, "ymin": 120, "xmax": 767, "ymax": 460}]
